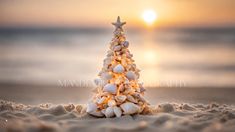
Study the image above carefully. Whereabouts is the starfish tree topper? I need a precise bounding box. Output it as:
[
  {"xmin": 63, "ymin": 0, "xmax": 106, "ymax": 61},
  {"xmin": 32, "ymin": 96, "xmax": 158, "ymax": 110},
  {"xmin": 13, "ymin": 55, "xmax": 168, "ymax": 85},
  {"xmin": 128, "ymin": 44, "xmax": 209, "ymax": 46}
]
[{"xmin": 112, "ymin": 16, "xmax": 126, "ymax": 29}]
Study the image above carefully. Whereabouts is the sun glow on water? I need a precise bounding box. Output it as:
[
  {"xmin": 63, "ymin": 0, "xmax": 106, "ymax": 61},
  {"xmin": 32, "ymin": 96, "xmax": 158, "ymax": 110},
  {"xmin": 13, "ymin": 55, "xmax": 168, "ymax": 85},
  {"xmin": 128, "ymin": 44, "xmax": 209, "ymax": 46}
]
[{"xmin": 142, "ymin": 9, "xmax": 157, "ymax": 25}]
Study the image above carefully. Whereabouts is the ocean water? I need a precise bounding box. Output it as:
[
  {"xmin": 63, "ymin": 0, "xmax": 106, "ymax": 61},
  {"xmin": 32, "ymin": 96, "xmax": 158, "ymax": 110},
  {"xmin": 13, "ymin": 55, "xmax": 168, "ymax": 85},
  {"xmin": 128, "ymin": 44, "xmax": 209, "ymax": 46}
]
[{"xmin": 0, "ymin": 27, "xmax": 235, "ymax": 88}]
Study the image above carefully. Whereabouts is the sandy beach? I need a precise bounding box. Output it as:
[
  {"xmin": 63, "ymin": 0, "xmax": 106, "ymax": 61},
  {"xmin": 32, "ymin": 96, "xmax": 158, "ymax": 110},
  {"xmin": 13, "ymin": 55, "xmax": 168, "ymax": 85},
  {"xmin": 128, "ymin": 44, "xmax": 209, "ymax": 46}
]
[{"xmin": 0, "ymin": 99, "xmax": 235, "ymax": 132}]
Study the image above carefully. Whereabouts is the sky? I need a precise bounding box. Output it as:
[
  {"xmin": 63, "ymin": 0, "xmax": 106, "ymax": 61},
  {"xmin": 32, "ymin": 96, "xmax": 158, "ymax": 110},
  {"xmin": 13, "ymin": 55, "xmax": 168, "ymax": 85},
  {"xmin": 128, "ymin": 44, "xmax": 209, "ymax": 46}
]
[{"xmin": 0, "ymin": 0, "xmax": 235, "ymax": 28}]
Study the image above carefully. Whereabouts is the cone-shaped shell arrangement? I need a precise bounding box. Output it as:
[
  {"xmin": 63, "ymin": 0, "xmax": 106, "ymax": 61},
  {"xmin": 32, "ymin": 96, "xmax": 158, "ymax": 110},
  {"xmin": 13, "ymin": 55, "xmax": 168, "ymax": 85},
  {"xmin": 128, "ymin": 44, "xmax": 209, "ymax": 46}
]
[{"xmin": 87, "ymin": 17, "xmax": 149, "ymax": 118}]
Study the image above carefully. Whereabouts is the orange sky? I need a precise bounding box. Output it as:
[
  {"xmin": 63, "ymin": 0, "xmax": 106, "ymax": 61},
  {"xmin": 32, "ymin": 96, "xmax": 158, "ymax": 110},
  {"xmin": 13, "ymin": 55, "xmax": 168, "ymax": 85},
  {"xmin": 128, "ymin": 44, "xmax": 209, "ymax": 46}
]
[{"xmin": 0, "ymin": 0, "xmax": 235, "ymax": 28}]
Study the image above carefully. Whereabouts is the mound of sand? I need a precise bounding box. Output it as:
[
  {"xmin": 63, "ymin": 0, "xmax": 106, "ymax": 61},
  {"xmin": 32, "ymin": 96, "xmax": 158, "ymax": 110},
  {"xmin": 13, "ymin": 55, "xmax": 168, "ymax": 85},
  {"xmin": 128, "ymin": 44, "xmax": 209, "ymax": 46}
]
[{"xmin": 0, "ymin": 100, "xmax": 235, "ymax": 132}]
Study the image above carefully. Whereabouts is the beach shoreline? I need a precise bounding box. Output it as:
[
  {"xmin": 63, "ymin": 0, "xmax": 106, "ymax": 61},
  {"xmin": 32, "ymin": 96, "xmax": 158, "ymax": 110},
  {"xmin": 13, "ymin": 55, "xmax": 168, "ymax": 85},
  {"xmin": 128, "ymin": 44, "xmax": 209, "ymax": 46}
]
[{"xmin": 0, "ymin": 99, "xmax": 235, "ymax": 132}]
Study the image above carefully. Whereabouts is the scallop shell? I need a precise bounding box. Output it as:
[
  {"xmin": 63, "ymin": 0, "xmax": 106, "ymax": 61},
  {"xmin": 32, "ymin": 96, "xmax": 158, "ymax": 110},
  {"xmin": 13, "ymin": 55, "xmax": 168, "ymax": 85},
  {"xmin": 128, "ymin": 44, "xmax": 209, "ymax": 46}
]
[
  {"xmin": 113, "ymin": 64, "xmax": 124, "ymax": 73},
  {"xmin": 103, "ymin": 84, "xmax": 117, "ymax": 94},
  {"xmin": 108, "ymin": 100, "xmax": 116, "ymax": 107},
  {"xmin": 125, "ymin": 71, "xmax": 136, "ymax": 80},
  {"xmin": 97, "ymin": 97, "xmax": 106, "ymax": 104},
  {"xmin": 105, "ymin": 107, "xmax": 115, "ymax": 118},
  {"xmin": 86, "ymin": 102, "xmax": 97, "ymax": 113},
  {"xmin": 115, "ymin": 95, "xmax": 127, "ymax": 103},
  {"xmin": 120, "ymin": 102, "xmax": 140, "ymax": 115},
  {"xmin": 113, "ymin": 106, "xmax": 122, "ymax": 117}
]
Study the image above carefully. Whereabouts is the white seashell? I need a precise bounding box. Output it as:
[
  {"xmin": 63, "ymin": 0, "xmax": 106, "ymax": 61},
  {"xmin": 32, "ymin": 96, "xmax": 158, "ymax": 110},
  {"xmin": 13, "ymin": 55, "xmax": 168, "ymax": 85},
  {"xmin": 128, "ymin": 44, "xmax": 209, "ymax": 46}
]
[
  {"xmin": 86, "ymin": 102, "xmax": 97, "ymax": 113},
  {"xmin": 124, "ymin": 79, "xmax": 130, "ymax": 84},
  {"xmin": 119, "ymin": 85, "xmax": 125, "ymax": 92},
  {"xmin": 94, "ymin": 78, "xmax": 106, "ymax": 87},
  {"xmin": 113, "ymin": 64, "xmax": 125, "ymax": 73},
  {"xmin": 107, "ymin": 50, "xmax": 113, "ymax": 56},
  {"xmin": 120, "ymin": 102, "xmax": 140, "ymax": 115},
  {"xmin": 108, "ymin": 100, "xmax": 116, "ymax": 107},
  {"xmin": 103, "ymin": 57, "xmax": 112, "ymax": 65},
  {"xmin": 127, "ymin": 95, "xmax": 138, "ymax": 103},
  {"xmin": 125, "ymin": 71, "xmax": 136, "ymax": 80},
  {"xmin": 101, "ymin": 109, "xmax": 106, "ymax": 115},
  {"xmin": 140, "ymin": 87, "xmax": 146, "ymax": 93},
  {"xmin": 97, "ymin": 97, "xmax": 106, "ymax": 104},
  {"xmin": 113, "ymin": 106, "xmax": 122, "ymax": 117},
  {"xmin": 94, "ymin": 78, "xmax": 101, "ymax": 86},
  {"xmin": 122, "ymin": 41, "xmax": 129, "ymax": 48},
  {"xmin": 133, "ymin": 93, "xmax": 147, "ymax": 103},
  {"xmin": 103, "ymin": 84, "xmax": 117, "ymax": 94},
  {"xmin": 101, "ymin": 72, "xmax": 112, "ymax": 81},
  {"xmin": 89, "ymin": 111, "xmax": 104, "ymax": 117},
  {"xmin": 105, "ymin": 107, "xmax": 115, "ymax": 118},
  {"xmin": 114, "ymin": 76, "xmax": 124, "ymax": 84},
  {"xmin": 136, "ymin": 87, "xmax": 141, "ymax": 92},
  {"xmin": 124, "ymin": 87, "xmax": 135, "ymax": 95},
  {"xmin": 115, "ymin": 95, "xmax": 127, "ymax": 103},
  {"xmin": 113, "ymin": 45, "xmax": 122, "ymax": 51}
]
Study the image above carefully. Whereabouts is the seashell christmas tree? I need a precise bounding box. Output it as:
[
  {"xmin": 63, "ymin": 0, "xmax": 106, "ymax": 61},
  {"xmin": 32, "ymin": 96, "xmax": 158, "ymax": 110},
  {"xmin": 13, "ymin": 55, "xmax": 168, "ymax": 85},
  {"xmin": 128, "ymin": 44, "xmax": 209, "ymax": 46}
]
[{"xmin": 87, "ymin": 16, "xmax": 150, "ymax": 118}]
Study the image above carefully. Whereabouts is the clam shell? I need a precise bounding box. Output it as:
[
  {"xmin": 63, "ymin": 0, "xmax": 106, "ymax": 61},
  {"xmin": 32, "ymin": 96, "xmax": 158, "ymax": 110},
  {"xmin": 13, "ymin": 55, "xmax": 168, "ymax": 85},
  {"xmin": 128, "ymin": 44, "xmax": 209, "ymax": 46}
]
[
  {"xmin": 89, "ymin": 111, "xmax": 104, "ymax": 117},
  {"xmin": 101, "ymin": 72, "xmax": 112, "ymax": 81},
  {"xmin": 86, "ymin": 102, "xmax": 97, "ymax": 113},
  {"xmin": 120, "ymin": 102, "xmax": 140, "ymax": 115},
  {"xmin": 103, "ymin": 84, "xmax": 117, "ymax": 94},
  {"xmin": 115, "ymin": 95, "xmax": 127, "ymax": 103},
  {"xmin": 113, "ymin": 64, "xmax": 124, "ymax": 73},
  {"xmin": 108, "ymin": 100, "xmax": 116, "ymax": 107},
  {"xmin": 105, "ymin": 107, "xmax": 115, "ymax": 118},
  {"xmin": 125, "ymin": 71, "xmax": 136, "ymax": 80},
  {"xmin": 113, "ymin": 106, "xmax": 122, "ymax": 117}
]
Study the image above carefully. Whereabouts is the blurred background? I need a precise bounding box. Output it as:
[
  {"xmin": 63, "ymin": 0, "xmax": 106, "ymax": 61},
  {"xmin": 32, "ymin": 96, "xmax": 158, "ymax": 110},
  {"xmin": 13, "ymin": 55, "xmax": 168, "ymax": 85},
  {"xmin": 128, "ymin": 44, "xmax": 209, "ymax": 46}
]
[{"xmin": 0, "ymin": 0, "xmax": 235, "ymax": 105}]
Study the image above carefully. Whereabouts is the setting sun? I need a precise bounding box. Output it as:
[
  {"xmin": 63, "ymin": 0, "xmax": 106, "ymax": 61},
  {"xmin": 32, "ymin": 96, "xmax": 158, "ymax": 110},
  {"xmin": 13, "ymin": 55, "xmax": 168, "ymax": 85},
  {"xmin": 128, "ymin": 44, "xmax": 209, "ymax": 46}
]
[{"xmin": 142, "ymin": 9, "xmax": 157, "ymax": 25}]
